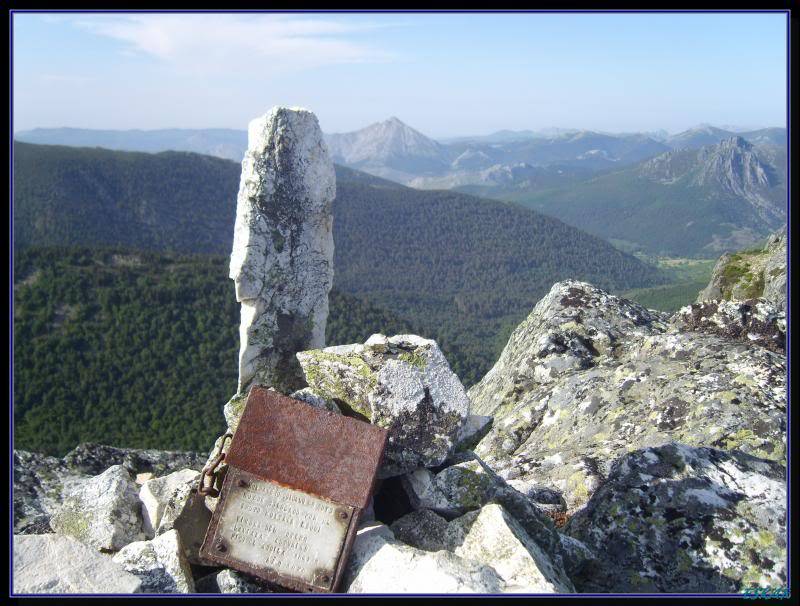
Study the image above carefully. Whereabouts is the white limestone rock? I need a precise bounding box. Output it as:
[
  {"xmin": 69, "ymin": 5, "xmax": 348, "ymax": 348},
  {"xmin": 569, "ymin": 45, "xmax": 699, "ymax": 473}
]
[
  {"xmin": 297, "ymin": 334, "xmax": 470, "ymax": 477},
  {"xmin": 155, "ymin": 473, "xmax": 212, "ymax": 564},
  {"xmin": 50, "ymin": 464, "xmax": 143, "ymax": 552},
  {"xmin": 112, "ymin": 529, "xmax": 195, "ymax": 593},
  {"xmin": 446, "ymin": 504, "xmax": 575, "ymax": 593},
  {"xmin": 343, "ymin": 523, "xmax": 505, "ymax": 593},
  {"xmin": 140, "ymin": 469, "xmax": 200, "ymax": 538},
  {"xmin": 229, "ymin": 105, "xmax": 335, "ymax": 397},
  {"xmin": 196, "ymin": 569, "xmax": 268, "ymax": 594},
  {"xmin": 216, "ymin": 569, "xmax": 271, "ymax": 593},
  {"xmin": 13, "ymin": 534, "xmax": 142, "ymax": 594}
]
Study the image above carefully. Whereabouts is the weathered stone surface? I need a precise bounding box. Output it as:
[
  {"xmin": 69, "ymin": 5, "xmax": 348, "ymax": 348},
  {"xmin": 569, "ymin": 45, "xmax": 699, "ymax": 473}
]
[
  {"xmin": 455, "ymin": 414, "xmax": 493, "ymax": 451},
  {"xmin": 13, "ymin": 534, "xmax": 142, "ymax": 594},
  {"xmin": 389, "ymin": 505, "xmax": 577, "ymax": 593},
  {"xmin": 152, "ymin": 474, "xmax": 212, "ymax": 565},
  {"xmin": 446, "ymin": 504, "xmax": 575, "ymax": 592},
  {"xmin": 470, "ymin": 280, "xmax": 786, "ymax": 511},
  {"xmin": 389, "ymin": 509, "xmax": 450, "ymax": 551},
  {"xmin": 402, "ymin": 457, "xmax": 497, "ymax": 519},
  {"xmin": 469, "ymin": 280, "xmax": 668, "ymax": 418},
  {"xmin": 14, "ymin": 444, "xmax": 203, "ymax": 535},
  {"xmin": 399, "ymin": 452, "xmax": 578, "ymax": 577},
  {"xmin": 697, "ymin": 225, "xmax": 787, "ymax": 310},
  {"xmin": 211, "ymin": 569, "xmax": 272, "ymax": 594},
  {"xmin": 140, "ymin": 469, "xmax": 200, "ymax": 538},
  {"xmin": 13, "ymin": 450, "xmax": 83, "ymax": 534},
  {"xmin": 290, "ymin": 387, "xmax": 341, "ymax": 414},
  {"xmin": 566, "ymin": 443, "xmax": 787, "ymax": 592},
  {"xmin": 761, "ymin": 227, "xmax": 787, "ymax": 311},
  {"xmin": 229, "ymin": 106, "xmax": 335, "ymax": 396},
  {"xmin": 62, "ymin": 443, "xmax": 205, "ymax": 477},
  {"xmin": 343, "ymin": 523, "xmax": 505, "ymax": 593},
  {"xmin": 50, "ymin": 465, "xmax": 143, "ymax": 552},
  {"xmin": 113, "ymin": 530, "xmax": 195, "ymax": 593},
  {"xmin": 297, "ymin": 334, "xmax": 471, "ymax": 477},
  {"xmin": 674, "ymin": 298, "xmax": 785, "ymax": 353}
]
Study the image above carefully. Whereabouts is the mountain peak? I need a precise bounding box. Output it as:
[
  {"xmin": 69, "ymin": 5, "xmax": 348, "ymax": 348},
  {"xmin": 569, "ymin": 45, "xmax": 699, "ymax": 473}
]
[{"xmin": 716, "ymin": 135, "xmax": 752, "ymax": 150}]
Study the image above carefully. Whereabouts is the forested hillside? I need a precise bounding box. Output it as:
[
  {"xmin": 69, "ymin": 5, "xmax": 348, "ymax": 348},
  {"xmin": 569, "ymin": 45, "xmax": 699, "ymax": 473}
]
[
  {"xmin": 13, "ymin": 248, "xmax": 414, "ymax": 456},
  {"xmin": 13, "ymin": 142, "xmax": 666, "ymax": 385}
]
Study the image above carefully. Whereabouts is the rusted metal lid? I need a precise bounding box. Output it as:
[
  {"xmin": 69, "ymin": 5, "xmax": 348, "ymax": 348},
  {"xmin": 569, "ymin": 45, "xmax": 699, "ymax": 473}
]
[{"xmin": 225, "ymin": 385, "xmax": 388, "ymax": 510}]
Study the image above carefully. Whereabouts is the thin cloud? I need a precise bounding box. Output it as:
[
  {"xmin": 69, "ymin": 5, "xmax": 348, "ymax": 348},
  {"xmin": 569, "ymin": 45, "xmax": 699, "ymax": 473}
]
[{"xmin": 72, "ymin": 14, "xmax": 397, "ymax": 74}]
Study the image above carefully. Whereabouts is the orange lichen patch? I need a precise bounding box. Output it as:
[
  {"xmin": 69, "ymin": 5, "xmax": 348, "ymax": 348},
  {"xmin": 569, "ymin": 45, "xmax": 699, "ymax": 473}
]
[{"xmin": 546, "ymin": 510, "xmax": 569, "ymax": 528}]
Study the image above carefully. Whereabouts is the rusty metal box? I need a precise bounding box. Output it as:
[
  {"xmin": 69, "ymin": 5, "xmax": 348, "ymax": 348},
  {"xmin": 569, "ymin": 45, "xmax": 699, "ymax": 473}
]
[{"xmin": 199, "ymin": 385, "xmax": 388, "ymax": 593}]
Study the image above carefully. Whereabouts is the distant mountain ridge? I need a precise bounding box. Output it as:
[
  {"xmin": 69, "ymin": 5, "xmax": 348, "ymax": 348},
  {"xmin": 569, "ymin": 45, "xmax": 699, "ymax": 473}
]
[
  {"xmin": 15, "ymin": 127, "xmax": 248, "ymax": 161},
  {"xmin": 507, "ymin": 136, "xmax": 787, "ymax": 256},
  {"xmin": 16, "ymin": 121, "xmax": 785, "ymax": 189}
]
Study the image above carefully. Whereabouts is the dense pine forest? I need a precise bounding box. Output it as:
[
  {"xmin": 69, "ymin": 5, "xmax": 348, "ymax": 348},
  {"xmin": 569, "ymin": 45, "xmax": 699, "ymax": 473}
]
[{"xmin": 13, "ymin": 248, "xmax": 415, "ymax": 456}]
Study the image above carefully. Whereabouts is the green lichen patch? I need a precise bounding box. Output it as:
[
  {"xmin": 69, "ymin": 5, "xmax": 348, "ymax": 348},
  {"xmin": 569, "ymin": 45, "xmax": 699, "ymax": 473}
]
[{"xmin": 398, "ymin": 351, "xmax": 427, "ymax": 370}]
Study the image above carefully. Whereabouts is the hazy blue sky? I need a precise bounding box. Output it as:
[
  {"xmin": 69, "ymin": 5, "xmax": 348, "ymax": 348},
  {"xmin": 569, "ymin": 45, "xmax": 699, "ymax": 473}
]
[{"xmin": 12, "ymin": 11, "xmax": 788, "ymax": 137}]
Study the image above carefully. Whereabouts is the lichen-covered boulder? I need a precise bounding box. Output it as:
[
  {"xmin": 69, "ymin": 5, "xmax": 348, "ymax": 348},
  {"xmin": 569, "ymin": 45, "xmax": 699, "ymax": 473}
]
[
  {"xmin": 674, "ymin": 298, "xmax": 785, "ymax": 353},
  {"xmin": 761, "ymin": 227, "xmax": 787, "ymax": 311},
  {"xmin": 50, "ymin": 465, "xmax": 143, "ymax": 552},
  {"xmin": 14, "ymin": 445, "xmax": 203, "ymax": 536},
  {"xmin": 13, "ymin": 450, "xmax": 85, "ymax": 535},
  {"xmin": 469, "ymin": 280, "xmax": 668, "ymax": 417},
  {"xmin": 297, "ymin": 334, "xmax": 471, "ymax": 477},
  {"xmin": 470, "ymin": 280, "xmax": 786, "ymax": 511},
  {"xmin": 697, "ymin": 225, "xmax": 787, "ymax": 311},
  {"xmin": 140, "ymin": 469, "xmax": 200, "ymax": 538},
  {"xmin": 565, "ymin": 443, "xmax": 787, "ymax": 592},
  {"xmin": 389, "ymin": 505, "xmax": 576, "ymax": 593},
  {"xmin": 343, "ymin": 523, "xmax": 505, "ymax": 593},
  {"xmin": 113, "ymin": 530, "xmax": 195, "ymax": 593},
  {"xmin": 446, "ymin": 504, "xmax": 575, "ymax": 593},
  {"xmin": 13, "ymin": 534, "xmax": 142, "ymax": 594}
]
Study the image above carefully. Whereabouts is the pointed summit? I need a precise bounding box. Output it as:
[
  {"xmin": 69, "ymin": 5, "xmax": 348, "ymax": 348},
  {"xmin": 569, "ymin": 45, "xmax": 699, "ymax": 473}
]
[{"xmin": 324, "ymin": 117, "xmax": 447, "ymax": 178}]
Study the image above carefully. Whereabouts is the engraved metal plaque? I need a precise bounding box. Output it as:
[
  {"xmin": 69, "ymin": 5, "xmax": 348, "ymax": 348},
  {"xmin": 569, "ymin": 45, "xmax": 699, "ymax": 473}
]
[{"xmin": 199, "ymin": 386, "xmax": 388, "ymax": 593}]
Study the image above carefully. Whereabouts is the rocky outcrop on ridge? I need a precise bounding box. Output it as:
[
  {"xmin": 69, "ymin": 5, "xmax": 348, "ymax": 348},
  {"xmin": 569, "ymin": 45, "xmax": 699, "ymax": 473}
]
[
  {"xmin": 697, "ymin": 225, "xmax": 787, "ymax": 311},
  {"xmin": 469, "ymin": 280, "xmax": 786, "ymax": 513}
]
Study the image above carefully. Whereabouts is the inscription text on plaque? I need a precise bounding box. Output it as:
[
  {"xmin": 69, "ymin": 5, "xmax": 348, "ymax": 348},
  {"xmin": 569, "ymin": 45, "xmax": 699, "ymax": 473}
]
[{"xmin": 211, "ymin": 468, "xmax": 352, "ymax": 590}]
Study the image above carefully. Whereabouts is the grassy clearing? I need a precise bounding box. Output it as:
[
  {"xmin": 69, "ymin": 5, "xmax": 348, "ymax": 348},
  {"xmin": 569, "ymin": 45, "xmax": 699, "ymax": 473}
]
[{"xmin": 618, "ymin": 257, "xmax": 717, "ymax": 312}]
